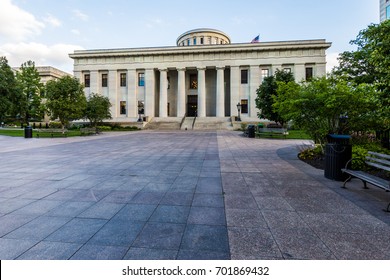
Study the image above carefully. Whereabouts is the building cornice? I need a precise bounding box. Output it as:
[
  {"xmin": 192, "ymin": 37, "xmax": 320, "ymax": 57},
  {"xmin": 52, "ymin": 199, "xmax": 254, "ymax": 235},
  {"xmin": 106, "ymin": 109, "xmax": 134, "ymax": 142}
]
[{"xmin": 69, "ymin": 40, "xmax": 332, "ymax": 59}]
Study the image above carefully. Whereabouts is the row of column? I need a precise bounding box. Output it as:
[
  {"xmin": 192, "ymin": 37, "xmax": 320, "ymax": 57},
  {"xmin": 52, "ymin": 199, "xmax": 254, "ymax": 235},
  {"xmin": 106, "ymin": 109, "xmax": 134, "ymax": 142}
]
[
  {"xmin": 83, "ymin": 66, "xmax": 259, "ymax": 119},
  {"xmin": 158, "ymin": 67, "xmax": 226, "ymax": 118}
]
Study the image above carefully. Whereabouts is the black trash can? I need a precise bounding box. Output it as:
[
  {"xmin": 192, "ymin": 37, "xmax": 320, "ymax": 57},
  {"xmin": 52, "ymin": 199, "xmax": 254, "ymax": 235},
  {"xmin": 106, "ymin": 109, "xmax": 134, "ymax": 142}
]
[
  {"xmin": 247, "ymin": 125, "xmax": 255, "ymax": 138},
  {"xmin": 24, "ymin": 126, "xmax": 33, "ymax": 138},
  {"xmin": 324, "ymin": 134, "xmax": 352, "ymax": 181}
]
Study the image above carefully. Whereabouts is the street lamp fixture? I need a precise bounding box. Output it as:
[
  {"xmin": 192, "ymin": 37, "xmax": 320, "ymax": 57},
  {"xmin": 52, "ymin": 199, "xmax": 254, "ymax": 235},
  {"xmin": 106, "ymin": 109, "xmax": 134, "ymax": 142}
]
[
  {"xmin": 236, "ymin": 102, "xmax": 242, "ymax": 121},
  {"xmin": 137, "ymin": 103, "xmax": 143, "ymax": 122}
]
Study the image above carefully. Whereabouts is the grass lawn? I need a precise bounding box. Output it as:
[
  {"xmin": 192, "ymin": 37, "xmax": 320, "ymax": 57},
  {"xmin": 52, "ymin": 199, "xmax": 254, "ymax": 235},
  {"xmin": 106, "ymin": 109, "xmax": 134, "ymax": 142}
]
[
  {"xmin": 0, "ymin": 128, "xmax": 82, "ymax": 138},
  {"xmin": 0, "ymin": 129, "xmax": 24, "ymax": 137},
  {"xmin": 255, "ymin": 129, "xmax": 312, "ymax": 140},
  {"xmin": 286, "ymin": 130, "xmax": 312, "ymax": 140}
]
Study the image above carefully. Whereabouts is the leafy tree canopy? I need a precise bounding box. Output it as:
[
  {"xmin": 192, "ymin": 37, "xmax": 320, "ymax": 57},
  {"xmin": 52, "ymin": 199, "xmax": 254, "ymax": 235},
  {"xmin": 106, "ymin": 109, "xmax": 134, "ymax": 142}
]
[
  {"xmin": 273, "ymin": 75, "xmax": 381, "ymax": 144},
  {"xmin": 333, "ymin": 20, "xmax": 390, "ymax": 123},
  {"xmin": 15, "ymin": 60, "xmax": 45, "ymax": 123},
  {"xmin": 85, "ymin": 93, "xmax": 112, "ymax": 127},
  {"xmin": 45, "ymin": 76, "xmax": 87, "ymax": 129},
  {"xmin": 255, "ymin": 69, "xmax": 295, "ymax": 125},
  {"xmin": 0, "ymin": 57, "xmax": 20, "ymax": 122}
]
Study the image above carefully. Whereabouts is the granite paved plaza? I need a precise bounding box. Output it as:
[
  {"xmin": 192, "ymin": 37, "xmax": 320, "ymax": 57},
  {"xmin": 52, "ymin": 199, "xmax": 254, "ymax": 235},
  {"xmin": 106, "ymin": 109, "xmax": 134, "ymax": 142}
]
[{"xmin": 0, "ymin": 130, "xmax": 390, "ymax": 260}]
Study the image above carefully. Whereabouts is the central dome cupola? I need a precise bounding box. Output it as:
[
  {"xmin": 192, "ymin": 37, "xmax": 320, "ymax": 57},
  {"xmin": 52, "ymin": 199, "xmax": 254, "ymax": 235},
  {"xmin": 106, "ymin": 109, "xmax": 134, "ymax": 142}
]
[{"xmin": 177, "ymin": 28, "xmax": 231, "ymax": 47}]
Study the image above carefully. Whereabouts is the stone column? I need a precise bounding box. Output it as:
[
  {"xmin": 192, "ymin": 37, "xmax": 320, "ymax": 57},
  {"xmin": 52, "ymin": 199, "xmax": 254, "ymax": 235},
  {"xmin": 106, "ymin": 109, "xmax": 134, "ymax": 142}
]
[
  {"xmin": 108, "ymin": 70, "xmax": 117, "ymax": 118},
  {"xmin": 249, "ymin": 65, "xmax": 259, "ymax": 118},
  {"xmin": 316, "ymin": 63, "xmax": 327, "ymax": 77},
  {"xmin": 294, "ymin": 64, "xmax": 305, "ymax": 82},
  {"xmin": 127, "ymin": 69, "xmax": 137, "ymax": 118},
  {"xmin": 197, "ymin": 67, "xmax": 206, "ymax": 117},
  {"xmin": 230, "ymin": 66, "xmax": 240, "ymax": 118},
  {"xmin": 177, "ymin": 68, "xmax": 186, "ymax": 117},
  {"xmin": 90, "ymin": 70, "xmax": 99, "ymax": 94},
  {"xmin": 144, "ymin": 69, "xmax": 155, "ymax": 118},
  {"xmin": 216, "ymin": 67, "xmax": 225, "ymax": 117},
  {"xmin": 159, "ymin": 69, "xmax": 168, "ymax": 118},
  {"xmin": 271, "ymin": 64, "xmax": 282, "ymax": 76}
]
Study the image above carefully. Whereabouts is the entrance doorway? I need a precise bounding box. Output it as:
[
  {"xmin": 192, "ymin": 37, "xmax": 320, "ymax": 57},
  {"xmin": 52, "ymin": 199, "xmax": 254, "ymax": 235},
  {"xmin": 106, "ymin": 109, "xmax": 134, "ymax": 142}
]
[{"xmin": 187, "ymin": 95, "xmax": 197, "ymax": 117}]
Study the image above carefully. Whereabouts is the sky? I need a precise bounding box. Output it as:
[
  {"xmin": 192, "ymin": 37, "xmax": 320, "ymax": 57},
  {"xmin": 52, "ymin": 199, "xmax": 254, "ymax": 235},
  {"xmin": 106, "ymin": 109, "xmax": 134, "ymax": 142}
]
[{"xmin": 0, "ymin": 0, "xmax": 380, "ymax": 74}]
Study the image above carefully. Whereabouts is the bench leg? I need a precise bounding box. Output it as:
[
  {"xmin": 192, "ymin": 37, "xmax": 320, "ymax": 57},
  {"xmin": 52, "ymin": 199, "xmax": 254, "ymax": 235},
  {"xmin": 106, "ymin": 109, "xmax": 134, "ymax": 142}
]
[
  {"xmin": 362, "ymin": 180, "xmax": 369, "ymax": 189},
  {"xmin": 341, "ymin": 175, "xmax": 352, "ymax": 189}
]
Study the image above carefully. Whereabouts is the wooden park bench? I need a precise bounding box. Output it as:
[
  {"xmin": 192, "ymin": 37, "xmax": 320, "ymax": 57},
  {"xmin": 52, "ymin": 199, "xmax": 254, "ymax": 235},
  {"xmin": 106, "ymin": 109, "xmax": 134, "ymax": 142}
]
[
  {"xmin": 36, "ymin": 129, "xmax": 68, "ymax": 138},
  {"xmin": 342, "ymin": 151, "xmax": 390, "ymax": 211},
  {"xmin": 80, "ymin": 127, "xmax": 98, "ymax": 136},
  {"xmin": 256, "ymin": 127, "xmax": 289, "ymax": 139}
]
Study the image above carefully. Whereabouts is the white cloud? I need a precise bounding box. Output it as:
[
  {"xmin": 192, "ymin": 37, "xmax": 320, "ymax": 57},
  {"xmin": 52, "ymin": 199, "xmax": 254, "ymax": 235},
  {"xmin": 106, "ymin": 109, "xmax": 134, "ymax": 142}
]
[
  {"xmin": 0, "ymin": 42, "xmax": 84, "ymax": 73},
  {"xmin": 0, "ymin": 0, "xmax": 45, "ymax": 41},
  {"xmin": 326, "ymin": 52, "xmax": 340, "ymax": 73},
  {"xmin": 44, "ymin": 14, "xmax": 62, "ymax": 27},
  {"xmin": 71, "ymin": 29, "xmax": 81, "ymax": 36},
  {"xmin": 145, "ymin": 18, "xmax": 164, "ymax": 29},
  {"xmin": 73, "ymin": 9, "xmax": 89, "ymax": 21}
]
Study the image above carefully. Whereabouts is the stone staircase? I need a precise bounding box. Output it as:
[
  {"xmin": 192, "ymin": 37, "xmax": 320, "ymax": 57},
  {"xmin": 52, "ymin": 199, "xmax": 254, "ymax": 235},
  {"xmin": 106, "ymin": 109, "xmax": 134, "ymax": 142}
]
[
  {"xmin": 145, "ymin": 117, "xmax": 234, "ymax": 130},
  {"xmin": 144, "ymin": 117, "xmax": 182, "ymax": 130},
  {"xmin": 193, "ymin": 117, "xmax": 233, "ymax": 130},
  {"xmin": 180, "ymin": 117, "xmax": 196, "ymax": 130}
]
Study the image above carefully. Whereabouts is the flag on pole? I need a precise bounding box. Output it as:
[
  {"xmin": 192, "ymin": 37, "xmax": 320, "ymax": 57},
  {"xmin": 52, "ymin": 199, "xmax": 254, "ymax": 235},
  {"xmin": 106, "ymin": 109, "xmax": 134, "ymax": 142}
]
[{"xmin": 251, "ymin": 35, "xmax": 260, "ymax": 43}]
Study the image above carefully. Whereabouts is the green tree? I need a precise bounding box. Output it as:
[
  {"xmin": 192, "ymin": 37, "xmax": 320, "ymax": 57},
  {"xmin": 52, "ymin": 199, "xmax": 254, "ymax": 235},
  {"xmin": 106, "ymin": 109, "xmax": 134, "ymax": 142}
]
[
  {"xmin": 273, "ymin": 76, "xmax": 380, "ymax": 144},
  {"xmin": 255, "ymin": 69, "xmax": 295, "ymax": 126},
  {"xmin": 85, "ymin": 93, "xmax": 112, "ymax": 128},
  {"xmin": 15, "ymin": 61, "xmax": 45, "ymax": 124},
  {"xmin": 45, "ymin": 76, "xmax": 87, "ymax": 130},
  {"xmin": 333, "ymin": 20, "xmax": 390, "ymax": 129},
  {"xmin": 0, "ymin": 57, "xmax": 20, "ymax": 122}
]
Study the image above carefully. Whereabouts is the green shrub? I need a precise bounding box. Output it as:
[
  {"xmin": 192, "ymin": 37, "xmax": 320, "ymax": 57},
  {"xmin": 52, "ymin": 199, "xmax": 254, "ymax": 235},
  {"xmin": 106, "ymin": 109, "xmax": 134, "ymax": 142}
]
[
  {"xmin": 351, "ymin": 143, "xmax": 390, "ymax": 170},
  {"xmin": 351, "ymin": 146, "xmax": 368, "ymax": 170},
  {"xmin": 298, "ymin": 145, "xmax": 324, "ymax": 160},
  {"xmin": 96, "ymin": 125, "xmax": 112, "ymax": 131},
  {"xmin": 240, "ymin": 123, "xmax": 247, "ymax": 131},
  {"xmin": 114, "ymin": 126, "xmax": 140, "ymax": 131},
  {"xmin": 49, "ymin": 121, "xmax": 62, "ymax": 128}
]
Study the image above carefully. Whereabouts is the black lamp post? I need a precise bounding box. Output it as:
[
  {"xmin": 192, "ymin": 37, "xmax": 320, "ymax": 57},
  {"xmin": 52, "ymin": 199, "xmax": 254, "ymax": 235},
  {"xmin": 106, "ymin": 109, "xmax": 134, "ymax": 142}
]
[
  {"xmin": 338, "ymin": 114, "xmax": 348, "ymax": 134},
  {"xmin": 137, "ymin": 103, "xmax": 143, "ymax": 122},
  {"xmin": 236, "ymin": 102, "xmax": 242, "ymax": 121}
]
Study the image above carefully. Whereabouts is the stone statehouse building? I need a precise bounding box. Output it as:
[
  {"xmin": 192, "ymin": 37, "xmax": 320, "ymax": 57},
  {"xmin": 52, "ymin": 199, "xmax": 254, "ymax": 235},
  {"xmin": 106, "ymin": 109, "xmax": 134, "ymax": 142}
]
[{"xmin": 69, "ymin": 28, "xmax": 331, "ymax": 129}]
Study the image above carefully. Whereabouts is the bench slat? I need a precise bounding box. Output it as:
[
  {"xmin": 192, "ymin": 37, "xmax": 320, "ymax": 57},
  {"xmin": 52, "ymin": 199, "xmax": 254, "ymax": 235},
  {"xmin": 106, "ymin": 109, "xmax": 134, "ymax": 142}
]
[
  {"xmin": 366, "ymin": 156, "xmax": 390, "ymax": 166},
  {"xmin": 366, "ymin": 161, "xmax": 390, "ymax": 172},
  {"xmin": 36, "ymin": 129, "xmax": 68, "ymax": 138},
  {"xmin": 368, "ymin": 151, "xmax": 390, "ymax": 160},
  {"xmin": 366, "ymin": 156, "xmax": 390, "ymax": 168},
  {"xmin": 342, "ymin": 169, "xmax": 390, "ymax": 190},
  {"xmin": 342, "ymin": 151, "xmax": 390, "ymax": 211}
]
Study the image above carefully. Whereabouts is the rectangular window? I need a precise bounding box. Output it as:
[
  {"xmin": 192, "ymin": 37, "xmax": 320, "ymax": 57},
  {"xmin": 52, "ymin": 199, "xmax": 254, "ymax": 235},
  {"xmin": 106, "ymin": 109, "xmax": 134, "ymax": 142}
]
[
  {"xmin": 305, "ymin": 67, "xmax": 313, "ymax": 81},
  {"xmin": 102, "ymin": 73, "xmax": 108, "ymax": 87},
  {"xmin": 190, "ymin": 74, "xmax": 198, "ymax": 89},
  {"xmin": 284, "ymin": 68, "xmax": 291, "ymax": 73},
  {"xmin": 120, "ymin": 101, "xmax": 126, "ymax": 115},
  {"xmin": 241, "ymin": 99, "xmax": 248, "ymax": 114},
  {"xmin": 84, "ymin": 74, "xmax": 90, "ymax": 88},
  {"xmin": 241, "ymin": 70, "xmax": 248, "ymax": 84},
  {"xmin": 200, "ymin": 37, "xmax": 204, "ymax": 44},
  {"xmin": 120, "ymin": 73, "xmax": 126, "ymax": 87},
  {"xmin": 138, "ymin": 73, "xmax": 145, "ymax": 86},
  {"xmin": 193, "ymin": 38, "xmax": 197, "ymax": 45},
  {"xmin": 387, "ymin": 5, "xmax": 390, "ymax": 19},
  {"xmin": 261, "ymin": 69, "xmax": 269, "ymax": 79},
  {"xmin": 187, "ymin": 39, "xmax": 190, "ymax": 46}
]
